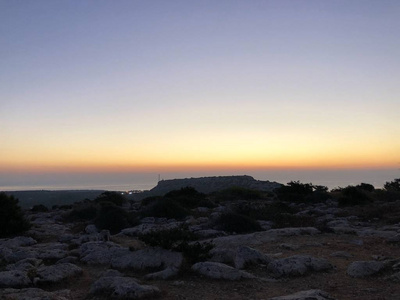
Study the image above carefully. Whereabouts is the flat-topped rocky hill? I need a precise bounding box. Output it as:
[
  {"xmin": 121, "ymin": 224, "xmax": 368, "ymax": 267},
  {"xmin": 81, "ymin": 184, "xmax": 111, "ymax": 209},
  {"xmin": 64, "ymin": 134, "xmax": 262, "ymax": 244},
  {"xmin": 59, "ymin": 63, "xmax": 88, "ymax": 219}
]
[{"xmin": 137, "ymin": 175, "xmax": 281, "ymax": 200}]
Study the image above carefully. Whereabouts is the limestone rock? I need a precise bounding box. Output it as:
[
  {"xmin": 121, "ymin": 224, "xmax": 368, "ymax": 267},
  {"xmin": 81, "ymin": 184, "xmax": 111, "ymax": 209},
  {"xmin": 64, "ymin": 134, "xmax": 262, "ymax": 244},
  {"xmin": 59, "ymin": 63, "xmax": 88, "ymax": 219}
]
[
  {"xmin": 267, "ymin": 255, "xmax": 333, "ymax": 278},
  {"xmin": 35, "ymin": 263, "xmax": 82, "ymax": 284},
  {"xmin": 0, "ymin": 270, "xmax": 31, "ymax": 288},
  {"xmin": 234, "ymin": 246, "xmax": 272, "ymax": 269},
  {"xmin": 144, "ymin": 266, "xmax": 179, "ymax": 280},
  {"xmin": 6, "ymin": 258, "xmax": 42, "ymax": 272},
  {"xmin": 90, "ymin": 276, "xmax": 160, "ymax": 299},
  {"xmin": 191, "ymin": 262, "xmax": 255, "ymax": 280},
  {"xmin": 0, "ymin": 288, "xmax": 71, "ymax": 300},
  {"xmin": 0, "ymin": 237, "xmax": 37, "ymax": 248},
  {"xmin": 111, "ymin": 247, "xmax": 183, "ymax": 270},
  {"xmin": 269, "ymin": 289, "xmax": 336, "ymax": 300},
  {"xmin": 347, "ymin": 261, "xmax": 385, "ymax": 278},
  {"xmin": 79, "ymin": 241, "xmax": 129, "ymax": 265}
]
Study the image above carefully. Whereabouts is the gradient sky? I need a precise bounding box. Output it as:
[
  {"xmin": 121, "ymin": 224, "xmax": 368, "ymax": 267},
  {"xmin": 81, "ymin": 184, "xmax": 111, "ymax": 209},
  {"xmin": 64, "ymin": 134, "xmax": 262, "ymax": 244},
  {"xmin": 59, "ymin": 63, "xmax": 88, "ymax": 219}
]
[{"xmin": 1, "ymin": 0, "xmax": 399, "ymax": 176}]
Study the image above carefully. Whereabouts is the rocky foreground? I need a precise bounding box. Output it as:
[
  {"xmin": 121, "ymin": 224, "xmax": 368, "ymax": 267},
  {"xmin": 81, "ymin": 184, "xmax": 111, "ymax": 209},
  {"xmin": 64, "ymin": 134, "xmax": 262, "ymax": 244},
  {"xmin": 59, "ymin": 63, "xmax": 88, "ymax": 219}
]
[{"xmin": 1, "ymin": 192, "xmax": 400, "ymax": 299}]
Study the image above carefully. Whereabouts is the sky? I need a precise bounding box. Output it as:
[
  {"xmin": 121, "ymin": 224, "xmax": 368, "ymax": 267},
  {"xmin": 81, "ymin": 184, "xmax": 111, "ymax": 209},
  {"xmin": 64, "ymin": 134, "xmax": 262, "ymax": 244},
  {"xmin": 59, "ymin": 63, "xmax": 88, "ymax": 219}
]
[{"xmin": 1, "ymin": 0, "xmax": 399, "ymax": 184}]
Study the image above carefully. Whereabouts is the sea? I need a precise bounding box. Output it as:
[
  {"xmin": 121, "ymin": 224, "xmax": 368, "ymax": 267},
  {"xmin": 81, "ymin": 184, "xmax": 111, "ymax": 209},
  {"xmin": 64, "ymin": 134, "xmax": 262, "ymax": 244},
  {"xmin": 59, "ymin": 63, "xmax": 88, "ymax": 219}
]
[{"xmin": 1, "ymin": 168, "xmax": 399, "ymax": 192}]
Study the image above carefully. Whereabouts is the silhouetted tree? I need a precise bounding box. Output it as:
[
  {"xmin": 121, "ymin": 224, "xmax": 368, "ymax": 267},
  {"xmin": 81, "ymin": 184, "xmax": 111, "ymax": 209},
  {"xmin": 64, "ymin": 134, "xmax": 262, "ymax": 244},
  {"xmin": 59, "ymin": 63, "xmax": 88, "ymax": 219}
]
[{"xmin": 0, "ymin": 192, "xmax": 30, "ymax": 238}]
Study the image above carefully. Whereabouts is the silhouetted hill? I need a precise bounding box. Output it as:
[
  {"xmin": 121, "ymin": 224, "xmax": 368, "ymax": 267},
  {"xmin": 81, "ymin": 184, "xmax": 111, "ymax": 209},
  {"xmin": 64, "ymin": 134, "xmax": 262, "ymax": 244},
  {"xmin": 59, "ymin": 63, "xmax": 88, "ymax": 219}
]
[{"xmin": 135, "ymin": 175, "xmax": 281, "ymax": 200}]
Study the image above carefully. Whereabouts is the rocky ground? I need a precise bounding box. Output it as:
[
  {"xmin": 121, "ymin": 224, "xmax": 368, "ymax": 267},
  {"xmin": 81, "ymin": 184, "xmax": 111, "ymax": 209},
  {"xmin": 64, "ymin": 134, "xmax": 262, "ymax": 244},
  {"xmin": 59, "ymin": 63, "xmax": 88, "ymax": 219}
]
[{"xmin": 1, "ymin": 194, "xmax": 400, "ymax": 300}]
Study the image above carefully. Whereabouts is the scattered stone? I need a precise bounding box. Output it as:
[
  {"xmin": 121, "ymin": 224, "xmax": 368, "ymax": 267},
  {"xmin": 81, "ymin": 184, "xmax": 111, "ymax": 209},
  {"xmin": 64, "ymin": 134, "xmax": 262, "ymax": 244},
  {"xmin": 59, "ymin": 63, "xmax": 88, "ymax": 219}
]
[
  {"xmin": 269, "ymin": 289, "xmax": 335, "ymax": 300},
  {"xmin": 0, "ymin": 237, "xmax": 37, "ymax": 248},
  {"xmin": 347, "ymin": 261, "xmax": 385, "ymax": 278},
  {"xmin": 191, "ymin": 262, "xmax": 255, "ymax": 280},
  {"xmin": 267, "ymin": 255, "xmax": 333, "ymax": 278},
  {"xmin": 90, "ymin": 275, "xmax": 160, "ymax": 299},
  {"xmin": 6, "ymin": 258, "xmax": 42, "ymax": 272},
  {"xmin": 34, "ymin": 263, "xmax": 82, "ymax": 284},
  {"xmin": 85, "ymin": 224, "xmax": 99, "ymax": 234}
]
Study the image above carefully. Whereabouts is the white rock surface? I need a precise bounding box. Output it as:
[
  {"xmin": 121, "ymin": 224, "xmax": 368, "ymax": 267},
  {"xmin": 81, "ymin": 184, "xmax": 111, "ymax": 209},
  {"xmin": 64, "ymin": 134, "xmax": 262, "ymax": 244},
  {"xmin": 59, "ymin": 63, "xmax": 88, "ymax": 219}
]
[
  {"xmin": 0, "ymin": 288, "xmax": 71, "ymax": 300},
  {"xmin": 267, "ymin": 255, "xmax": 333, "ymax": 278},
  {"xmin": 0, "ymin": 270, "xmax": 31, "ymax": 288},
  {"xmin": 35, "ymin": 263, "xmax": 82, "ymax": 284},
  {"xmin": 347, "ymin": 261, "xmax": 385, "ymax": 278},
  {"xmin": 191, "ymin": 262, "xmax": 255, "ymax": 280}
]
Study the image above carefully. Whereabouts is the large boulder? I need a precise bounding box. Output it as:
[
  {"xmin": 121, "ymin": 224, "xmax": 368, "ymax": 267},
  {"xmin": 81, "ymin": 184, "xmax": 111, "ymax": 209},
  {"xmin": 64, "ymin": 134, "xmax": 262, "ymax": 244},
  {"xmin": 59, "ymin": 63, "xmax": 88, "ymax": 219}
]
[
  {"xmin": 347, "ymin": 261, "xmax": 385, "ymax": 278},
  {"xmin": 0, "ymin": 270, "xmax": 31, "ymax": 288},
  {"xmin": 34, "ymin": 263, "xmax": 82, "ymax": 284},
  {"xmin": 111, "ymin": 247, "xmax": 183, "ymax": 270},
  {"xmin": 267, "ymin": 255, "xmax": 333, "ymax": 278},
  {"xmin": 191, "ymin": 262, "xmax": 255, "ymax": 280},
  {"xmin": 234, "ymin": 246, "xmax": 272, "ymax": 269},
  {"xmin": 90, "ymin": 275, "xmax": 160, "ymax": 299},
  {"xmin": 80, "ymin": 241, "xmax": 129, "ymax": 265},
  {"xmin": 269, "ymin": 289, "xmax": 336, "ymax": 300}
]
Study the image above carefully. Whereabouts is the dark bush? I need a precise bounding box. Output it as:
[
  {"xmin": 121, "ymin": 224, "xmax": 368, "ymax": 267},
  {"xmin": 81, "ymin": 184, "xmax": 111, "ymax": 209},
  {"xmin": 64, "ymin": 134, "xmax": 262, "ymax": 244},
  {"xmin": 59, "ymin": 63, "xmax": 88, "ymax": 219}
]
[
  {"xmin": 138, "ymin": 227, "xmax": 197, "ymax": 249},
  {"xmin": 357, "ymin": 183, "xmax": 375, "ymax": 192},
  {"xmin": 165, "ymin": 187, "xmax": 206, "ymax": 209},
  {"xmin": 234, "ymin": 201, "xmax": 295, "ymax": 221},
  {"xmin": 31, "ymin": 204, "xmax": 49, "ymax": 212},
  {"xmin": 141, "ymin": 198, "xmax": 189, "ymax": 220},
  {"xmin": 276, "ymin": 181, "xmax": 314, "ymax": 202},
  {"xmin": 215, "ymin": 212, "xmax": 262, "ymax": 234},
  {"xmin": 175, "ymin": 241, "xmax": 214, "ymax": 265},
  {"xmin": 337, "ymin": 186, "xmax": 371, "ymax": 207},
  {"xmin": 0, "ymin": 192, "xmax": 31, "ymax": 238},
  {"xmin": 94, "ymin": 191, "xmax": 126, "ymax": 206},
  {"xmin": 138, "ymin": 227, "xmax": 214, "ymax": 264},
  {"xmin": 384, "ymin": 179, "xmax": 400, "ymax": 192},
  {"xmin": 141, "ymin": 196, "xmax": 163, "ymax": 206},
  {"xmin": 67, "ymin": 203, "xmax": 98, "ymax": 221},
  {"xmin": 213, "ymin": 186, "xmax": 264, "ymax": 202},
  {"xmin": 272, "ymin": 213, "xmax": 316, "ymax": 228},
  {"xmin": 95, "ymin": 204, "xmax": 139, "ymax": 234}
]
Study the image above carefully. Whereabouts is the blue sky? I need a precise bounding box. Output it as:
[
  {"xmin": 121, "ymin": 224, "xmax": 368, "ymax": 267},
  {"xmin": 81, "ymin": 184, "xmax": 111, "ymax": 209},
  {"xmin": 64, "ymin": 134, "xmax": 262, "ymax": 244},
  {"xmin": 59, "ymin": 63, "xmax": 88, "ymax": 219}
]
[{"xmin": 1, "ymin": 0, "xmax": 399, "ymax": 176}]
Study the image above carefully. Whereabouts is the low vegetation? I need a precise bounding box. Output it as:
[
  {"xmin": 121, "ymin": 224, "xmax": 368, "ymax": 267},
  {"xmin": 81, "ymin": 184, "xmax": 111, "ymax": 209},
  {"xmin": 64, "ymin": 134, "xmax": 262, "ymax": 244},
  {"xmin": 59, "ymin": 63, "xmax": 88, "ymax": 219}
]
[{"xmin": 0, "ymin": 192, "xmax": 30, "ymax": 238}]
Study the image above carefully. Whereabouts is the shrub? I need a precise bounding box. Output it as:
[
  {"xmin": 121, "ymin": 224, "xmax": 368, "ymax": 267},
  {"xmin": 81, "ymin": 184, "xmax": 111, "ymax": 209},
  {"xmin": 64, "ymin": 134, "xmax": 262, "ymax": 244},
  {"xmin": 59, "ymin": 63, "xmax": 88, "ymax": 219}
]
[
  {"xmin": 138, "ymin": 227, "xmax": 214, "ymax": 264},
  {"xmin": 94, "ymin": 191, "xmax": 126, "ymax": 206},
  {"xmin": 141, "ymin": 198, "xmax": 189, "ymax": 220},
  {"xmin": 234, "ymin": 201, "xmax": 295, "ymax": 221},
  {"xmin": 272, "ymin": 213, "xmax": 316, "ymax": 228},
  {"xmin": 0, "ymin": 192, "xmax": 31, "ymax": 238},
  {"xmin": 31, "ymin": 204, "xmax": 49, "ymax": 212},
  {"xmin": 138, "ymin": 227, "xmax": 197, "ymax": 249},
  {"xmin": 95, "ymin": 204, "xmax": 139, "ymax": 234},
  {"xmin": 337, "ymin": 186, "xmax": 371, "ymax": 207},
  {"xmin": 67, "ymin": 203, "xmax": 98, "ymax": 221},
  {"xmin": 164, "ymin": 187, "xmax": 206, "ymax": 209},
  {"xmin": 276, "ymin": 181, "xmax": 314, "ymax": 202},
  {"xmin": 357, "ymin": 183, "xmax": 375, "ymax": 192},
  {"xmin": 215, "ymin": 212, "xmax": 262, "ymax": 234},
  {"xmin": 213, "ymin": 186, "xmax": 264, "ymax": 202},
  {"xmin": 384, "ymin": 179, "xmax": 400, "ymax": 192}
]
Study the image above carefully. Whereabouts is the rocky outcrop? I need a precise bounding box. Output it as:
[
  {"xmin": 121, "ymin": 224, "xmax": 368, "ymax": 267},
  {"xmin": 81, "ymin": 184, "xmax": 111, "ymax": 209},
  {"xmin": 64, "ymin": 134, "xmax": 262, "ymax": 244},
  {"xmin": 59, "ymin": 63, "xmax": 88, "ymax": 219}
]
[
  {"xmin": 0, "ymin": 270, "xmax": 31, "ymax": 288},
  {"xmin": 267, "ymin": 255, "xmax": 333, "ymax": 278},
  {"xmin": 347, "ymin": 261, "xmax": 385, "ymax": 278},
  {"xmin": 34, "ymin": 263, "xmax": 83, "ymax": 284},
  {"xmin": 111, "ymin": 247, "xmax": 183, "ymax": 270},
  {"xmin": 191, "ymin": 262, "xmax": 255, "ymax": 280}
]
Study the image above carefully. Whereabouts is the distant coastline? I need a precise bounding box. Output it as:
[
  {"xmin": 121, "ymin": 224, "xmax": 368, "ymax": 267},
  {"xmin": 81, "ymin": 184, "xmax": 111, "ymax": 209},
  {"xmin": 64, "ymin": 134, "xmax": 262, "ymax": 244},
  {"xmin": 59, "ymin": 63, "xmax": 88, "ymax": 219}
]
[{"xmin": 1, "ymin": 168, "xmax": 398, "ymax": 192}]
